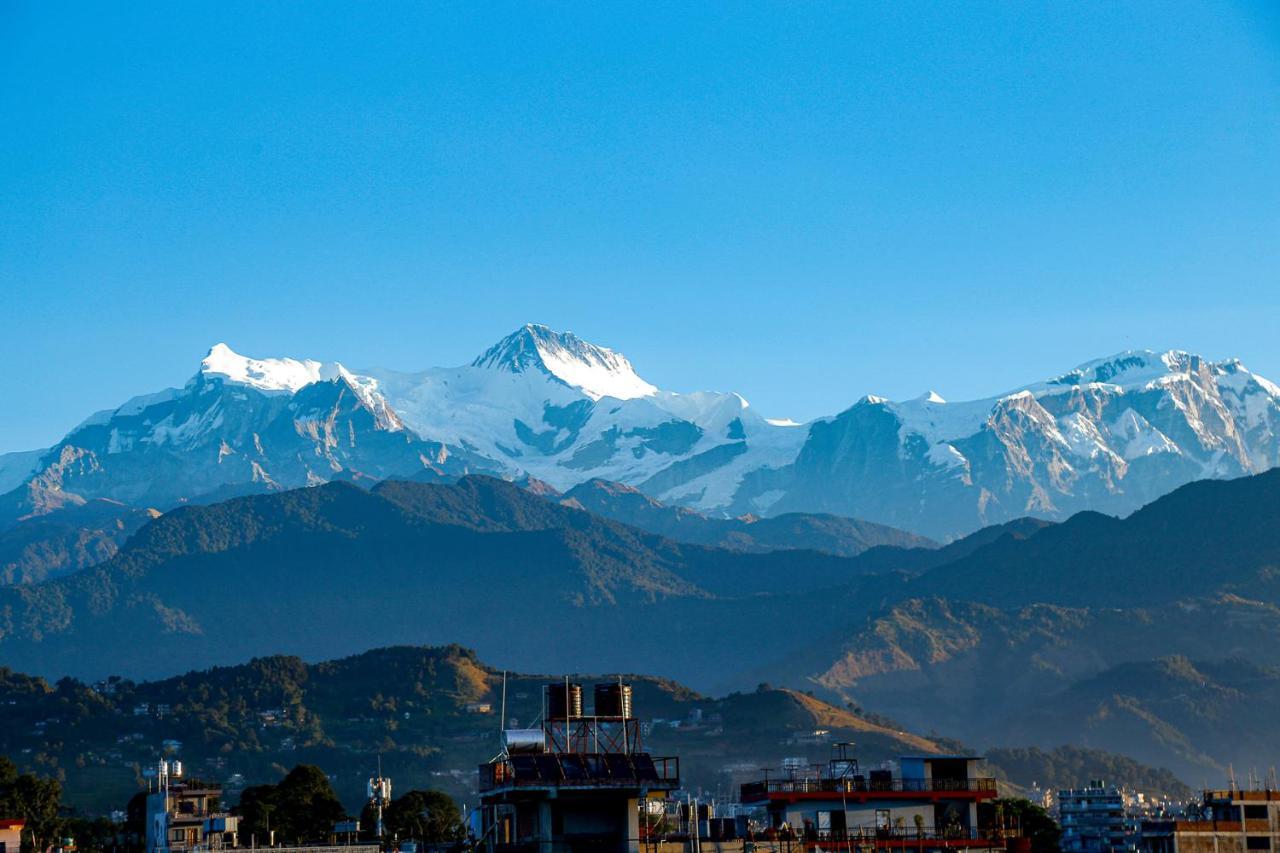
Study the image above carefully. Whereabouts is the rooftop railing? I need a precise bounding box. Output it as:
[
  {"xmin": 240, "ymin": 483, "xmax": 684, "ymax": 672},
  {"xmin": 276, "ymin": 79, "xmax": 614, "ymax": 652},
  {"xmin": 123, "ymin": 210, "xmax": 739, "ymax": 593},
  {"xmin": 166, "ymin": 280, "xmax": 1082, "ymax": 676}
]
[
  {"xmin": 1204, "ymin": 789, "xmax": 1280, "ymax": 803},
  {"xmin": 479, "ymin": 753, "xmax": 679, "ymax": 792},
  {"xmin": 741, "ymin": 777, "xmax": 997, "ymax": 801},
  {"xmin": 748, "ymin": 826, "xmax": 1010, "ymax": 844}
]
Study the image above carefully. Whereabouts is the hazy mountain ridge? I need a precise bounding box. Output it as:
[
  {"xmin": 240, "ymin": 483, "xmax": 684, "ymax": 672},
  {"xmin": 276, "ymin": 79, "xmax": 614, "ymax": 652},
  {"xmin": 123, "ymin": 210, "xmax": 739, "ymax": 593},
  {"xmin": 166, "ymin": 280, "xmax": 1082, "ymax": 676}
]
[
  {"xmin": 558, "ymin": 477, "xmax": 936, "ymax": 555},
  {"xmin": 0, "ymin": 500, "xmax": 159, "ymax": 586},
  {"xmin": 4, "ymin": 327, "xmax": 1278, "ymax": 539},
  {"xmin": 1003, "ymin": 656, "xmax": 1280, "ymax": 783},
  {"xmin": 0, "ymin": 476, "xmax": 917, "ymax": 679},
  {"xmin": 801, "ymin": 595, "xmax": 1280, "ymax": 783},
  {"xmin": 738, "ymin": 470, "xmax": 1280, "ymax": 783},
  {"xmin": 910, "ymin": 467, "xmax": 1280, "ymax": 607}
]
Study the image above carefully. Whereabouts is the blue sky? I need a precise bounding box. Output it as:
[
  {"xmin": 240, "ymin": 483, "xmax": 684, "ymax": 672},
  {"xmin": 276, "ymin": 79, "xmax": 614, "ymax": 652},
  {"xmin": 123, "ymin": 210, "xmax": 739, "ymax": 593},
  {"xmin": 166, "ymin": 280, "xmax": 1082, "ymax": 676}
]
[{"xmin": 2, "ymin": 2, "xmax": 1278, "ymax": 453}]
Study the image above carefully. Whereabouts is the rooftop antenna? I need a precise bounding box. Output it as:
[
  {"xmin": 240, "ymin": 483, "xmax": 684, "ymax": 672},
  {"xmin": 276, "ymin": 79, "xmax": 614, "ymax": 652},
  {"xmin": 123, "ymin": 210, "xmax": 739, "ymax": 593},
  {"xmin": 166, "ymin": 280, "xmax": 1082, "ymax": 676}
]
[{"xmin": 498, "ymin": 671, "xmax": 508, "ymax": 751}]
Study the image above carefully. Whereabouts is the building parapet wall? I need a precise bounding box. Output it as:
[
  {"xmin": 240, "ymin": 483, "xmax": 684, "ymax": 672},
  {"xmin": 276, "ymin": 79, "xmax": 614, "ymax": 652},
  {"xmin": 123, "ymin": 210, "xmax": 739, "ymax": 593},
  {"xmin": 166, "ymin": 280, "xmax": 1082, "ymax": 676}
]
[
  {"xmin": 1146, "ymin": 820, "xmax": 1275, "ymax": 834},
  {"xmin": 1204, "ymin": 790, "xmax": 1280, "ymax": 803},
  {"xmin": 480, "ymin": 752, "xmax": 679, "ymax": 793},
  {"xmin": 741, "ymin": 777, "xmax": 997, "ymax": 803}
]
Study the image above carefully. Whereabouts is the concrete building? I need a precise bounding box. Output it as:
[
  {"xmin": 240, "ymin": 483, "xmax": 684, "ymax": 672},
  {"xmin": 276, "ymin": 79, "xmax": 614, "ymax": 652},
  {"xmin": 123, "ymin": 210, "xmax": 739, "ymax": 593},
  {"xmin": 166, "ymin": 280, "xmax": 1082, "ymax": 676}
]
[
  {"xmin": 1059, "ymin": 780, "xmax": 1127, "ymax": 853},
  {"xmin": 477, "ymin": 681, "xmax": 680, "ymax": 853},
  {"xmin": 1139, "ymin": 788, "xmax": 1280, "ymax": 853},
  {"xmin": 738, "ymin": 747, "xmax": 1002, "ymax": 851},
  {"xmin": 144, "ymin": 764, "xmax": 239, "ymax": 853},
  {"xmin": 0, "ymin": 820, "xmax": 24, "ymax": 853}
]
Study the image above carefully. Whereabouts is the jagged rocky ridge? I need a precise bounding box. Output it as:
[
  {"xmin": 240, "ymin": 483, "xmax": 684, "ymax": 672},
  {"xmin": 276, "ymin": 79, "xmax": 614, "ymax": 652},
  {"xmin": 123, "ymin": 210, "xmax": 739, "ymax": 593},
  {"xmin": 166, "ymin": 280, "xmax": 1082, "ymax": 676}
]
[{"xmin": 3, "ymin": 326, "xmax": 1278, "ymax": 538}]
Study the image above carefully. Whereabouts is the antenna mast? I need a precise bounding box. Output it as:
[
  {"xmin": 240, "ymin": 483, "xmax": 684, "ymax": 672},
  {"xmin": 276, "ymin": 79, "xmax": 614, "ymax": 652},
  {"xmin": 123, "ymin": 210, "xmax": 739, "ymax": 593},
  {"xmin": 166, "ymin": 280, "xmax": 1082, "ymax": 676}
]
[{"xmin": 368, "ymin": 757, "xmax": 391, "ymax": 843}]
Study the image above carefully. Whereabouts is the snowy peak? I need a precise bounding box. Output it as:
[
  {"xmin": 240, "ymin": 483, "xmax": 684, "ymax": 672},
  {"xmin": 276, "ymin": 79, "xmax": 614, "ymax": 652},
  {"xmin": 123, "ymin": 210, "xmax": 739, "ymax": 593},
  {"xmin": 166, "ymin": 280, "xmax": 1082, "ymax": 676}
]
[
  {"xmin": 470, "ymin": 324, "xmax": 658, "ymax": 400},
  {"xmin": 199, "ymin": 343, "xmax": 335, "ymax": 393},
  {"xmin": 1047, "ymin": 349, "xmax": 1206, "ymax": 390},
  {"xmin": 13, "ymin": 329, "xmax": 1280, "ymax": 542}
]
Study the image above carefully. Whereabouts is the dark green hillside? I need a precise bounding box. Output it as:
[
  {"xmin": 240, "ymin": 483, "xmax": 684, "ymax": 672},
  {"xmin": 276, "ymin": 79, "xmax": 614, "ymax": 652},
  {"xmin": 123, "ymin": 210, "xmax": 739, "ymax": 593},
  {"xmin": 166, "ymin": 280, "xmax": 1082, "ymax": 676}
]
[
  {"xmin": 0, "ymin": 645, "xmax": 954, "ymax": 817},
  {"xmin": 983, "ymin": 746, "xmax": 1193, "ymax": 799}
]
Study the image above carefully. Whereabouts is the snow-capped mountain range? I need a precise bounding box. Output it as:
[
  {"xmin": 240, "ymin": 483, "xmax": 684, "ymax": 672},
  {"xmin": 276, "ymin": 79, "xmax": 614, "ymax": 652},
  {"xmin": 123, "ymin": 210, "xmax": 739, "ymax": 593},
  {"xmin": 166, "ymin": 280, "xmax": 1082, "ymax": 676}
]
[{"xmin": 3, "ymin": 325, "xmax": 1279, "ymax": 539}]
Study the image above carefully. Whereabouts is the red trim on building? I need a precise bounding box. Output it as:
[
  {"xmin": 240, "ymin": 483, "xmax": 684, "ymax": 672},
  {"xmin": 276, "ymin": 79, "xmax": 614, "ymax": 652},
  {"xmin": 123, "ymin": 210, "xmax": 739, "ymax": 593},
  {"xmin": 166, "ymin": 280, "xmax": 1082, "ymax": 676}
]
[
  {"xmin": 748, "ymin": 790, "xmax": 998, "ymax": 805},
  {"xmin": 802, "ymin": 841, "xmax": 999, "ymax": 850}
]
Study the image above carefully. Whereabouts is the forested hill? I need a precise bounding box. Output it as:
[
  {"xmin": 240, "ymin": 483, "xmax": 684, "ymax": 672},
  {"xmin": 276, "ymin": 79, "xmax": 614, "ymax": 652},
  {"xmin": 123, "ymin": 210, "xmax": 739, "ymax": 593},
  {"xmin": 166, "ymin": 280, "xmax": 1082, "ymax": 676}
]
[
  {"xmin": 0, "ymin": 645, "xmax": 943, "ymax": 816},
  {"xmin": 0, "ymin": 644, "xmax": 1189, "ymax": 818}
]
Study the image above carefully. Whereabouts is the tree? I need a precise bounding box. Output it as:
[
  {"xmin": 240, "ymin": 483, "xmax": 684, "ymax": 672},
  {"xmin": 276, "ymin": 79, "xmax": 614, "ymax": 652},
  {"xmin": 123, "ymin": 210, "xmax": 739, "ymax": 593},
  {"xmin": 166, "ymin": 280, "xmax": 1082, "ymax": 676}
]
[
  {"xmin": 233, "ymin": 765, "xmax": 346, "ymax": 845},
  {"xmin": 0, "ymin": 768, "xmax": 64, "ymax": 853},
  {"xmin": 236, "ymin": 784, "xmax": 280, "ymax": 845},
  {"xmin": 361, "ymin": 790, "xmax": 464, "ymax": 844},
  {"xmin": 63, "ymin": 816, "xmax": 122, "ymax": 853},
  {"xmin": 980, "ymin": 798, "xmax": 1061, "ymax": 853}
]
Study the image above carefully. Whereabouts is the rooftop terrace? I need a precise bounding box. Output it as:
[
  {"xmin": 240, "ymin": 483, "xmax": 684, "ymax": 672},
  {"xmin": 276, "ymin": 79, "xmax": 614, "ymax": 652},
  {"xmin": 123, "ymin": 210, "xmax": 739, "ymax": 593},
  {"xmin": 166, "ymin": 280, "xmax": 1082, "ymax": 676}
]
[{"xmin": 479, "ymin": 752, "xmax": 679, "ymax": 793}]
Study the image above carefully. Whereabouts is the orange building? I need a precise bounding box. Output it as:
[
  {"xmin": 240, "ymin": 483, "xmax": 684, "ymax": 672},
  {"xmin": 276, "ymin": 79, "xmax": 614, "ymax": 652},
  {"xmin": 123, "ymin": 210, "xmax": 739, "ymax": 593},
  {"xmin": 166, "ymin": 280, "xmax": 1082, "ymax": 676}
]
[{"xmin": 0, "ymin": 819, "xmax": 25, "ymax": 853}]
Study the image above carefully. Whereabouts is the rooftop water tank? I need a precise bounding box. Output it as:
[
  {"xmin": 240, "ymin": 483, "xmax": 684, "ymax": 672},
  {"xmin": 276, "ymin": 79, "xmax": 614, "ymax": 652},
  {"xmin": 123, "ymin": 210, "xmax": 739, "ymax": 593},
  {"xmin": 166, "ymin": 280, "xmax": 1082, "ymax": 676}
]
[
  {"xmin": 593, "ymin": 682, "xmax": 633, "ymax": 719},
  {"xmin": 503, "ymin": 729, "xmax": 545, "ymax": 754},
  {"xmin": 546, "ymin": 682, "xmax": 583, "ymax": 719}
]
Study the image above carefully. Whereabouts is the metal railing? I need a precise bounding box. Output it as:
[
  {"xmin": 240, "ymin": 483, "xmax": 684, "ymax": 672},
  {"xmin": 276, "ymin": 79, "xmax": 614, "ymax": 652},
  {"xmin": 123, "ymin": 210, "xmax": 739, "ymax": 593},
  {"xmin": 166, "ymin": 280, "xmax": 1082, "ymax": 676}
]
[
  {"xmin": 479, "ymin": 754, "xmax": 680, "ymax": 791},
  {"xmin": 486, "ymin": 829, "xmax": 1009, "ymax": 853},
  {"xmin": 756, "ymin": 827, "xmax": 1007, "ymax": 843},
  {"xmin": 742, "ymin": 778, "xmax": 997, "ymax": 800}
]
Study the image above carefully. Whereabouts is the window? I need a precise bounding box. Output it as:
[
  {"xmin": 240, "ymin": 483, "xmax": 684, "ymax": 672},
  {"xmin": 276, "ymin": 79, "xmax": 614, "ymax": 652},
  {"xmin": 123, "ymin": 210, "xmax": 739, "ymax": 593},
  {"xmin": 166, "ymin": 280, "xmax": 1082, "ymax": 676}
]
[
  {"xmin": 1244, "ymin": 806, "xmax": 1268, "ymax": 820},
  {"xmin": 1246, "ymin": 838, "xmax": 1270, "ymax": 851}
]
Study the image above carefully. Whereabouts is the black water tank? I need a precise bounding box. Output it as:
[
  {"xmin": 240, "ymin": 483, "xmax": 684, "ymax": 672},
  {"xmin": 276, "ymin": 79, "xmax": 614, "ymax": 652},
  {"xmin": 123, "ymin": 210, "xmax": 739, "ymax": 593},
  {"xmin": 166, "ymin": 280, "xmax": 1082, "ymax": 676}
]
[
  {"xmin": 709, "ymin": 818, "xmax": 737, "ymax": 841},
  {"xmin": 593, "ymin": 682, "xmax": 633, "ymax": 718},
  {"xmin": 546, "ymin": 683, "xmax": 583, "ymax": 719}
]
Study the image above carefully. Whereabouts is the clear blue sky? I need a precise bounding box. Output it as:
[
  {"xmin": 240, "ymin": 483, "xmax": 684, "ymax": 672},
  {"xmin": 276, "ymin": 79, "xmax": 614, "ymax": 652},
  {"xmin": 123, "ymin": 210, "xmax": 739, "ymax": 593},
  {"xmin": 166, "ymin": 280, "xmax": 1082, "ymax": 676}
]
[{"xmin": 2, "ymin": 2, "xmax": 1278, "ymax": 453}]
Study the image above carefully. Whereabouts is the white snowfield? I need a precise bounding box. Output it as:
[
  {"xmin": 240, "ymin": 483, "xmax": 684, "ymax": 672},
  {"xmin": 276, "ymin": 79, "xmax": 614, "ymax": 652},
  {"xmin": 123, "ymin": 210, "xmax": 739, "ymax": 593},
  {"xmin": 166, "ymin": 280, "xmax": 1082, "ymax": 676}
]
[
  {"xmin": 359, "ymin": 326, "xmax": 804, "ymax": 493},
  {"xmin": 201, "ymin": 342, "xmax": 336, "ymax": 393},
  {"xmin": 4, "ymin": 326, "xmax": 1279, "ymax": 536}
]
